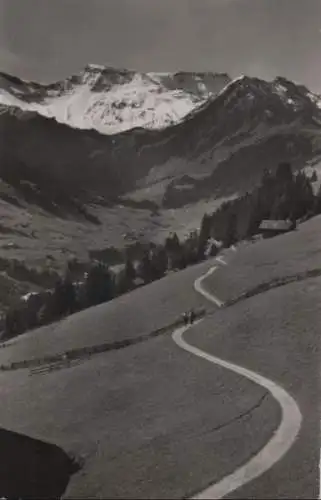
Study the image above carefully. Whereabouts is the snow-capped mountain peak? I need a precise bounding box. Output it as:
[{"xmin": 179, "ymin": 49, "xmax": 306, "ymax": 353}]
[{"xmin": 0, "ymin": 65, "xmax": 231, "ymax": 134}]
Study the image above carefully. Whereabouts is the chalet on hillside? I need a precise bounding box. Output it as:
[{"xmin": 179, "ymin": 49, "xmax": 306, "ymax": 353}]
[{"xmin": 259, "ymin": 219, "xmax": 296, "ymax": 239}]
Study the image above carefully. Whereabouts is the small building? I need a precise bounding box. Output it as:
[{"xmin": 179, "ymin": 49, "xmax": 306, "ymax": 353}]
[{"xmin": 259, "ymin": 219, "xmax": 296, "ymax": 239}]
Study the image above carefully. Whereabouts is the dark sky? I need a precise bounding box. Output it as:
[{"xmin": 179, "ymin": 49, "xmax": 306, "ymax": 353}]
[{"xmin": 0, "ymin": 0, "xmax": 320, "ymax": 91}]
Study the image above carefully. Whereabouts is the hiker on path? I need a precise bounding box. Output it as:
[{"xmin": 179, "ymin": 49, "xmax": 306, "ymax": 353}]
[
  {"xmin": 182, "ymin": 312, "xmax": 188, "ymax": 326},
  {"xmin": 189, "ymin": 309, "xmax": 196, "ymax": 325}
]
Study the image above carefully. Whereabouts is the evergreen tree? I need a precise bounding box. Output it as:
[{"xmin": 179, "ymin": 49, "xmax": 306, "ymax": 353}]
[
  {"xmin": 51, "ymin": 278, "xmax": 68, "ymax": 318},
  {"xmin": 183, "ymin": 231, "xmax": 200, "ymax": 265},
  {"xmin": 165, "ymin": 233, "xmax": 181, "ymax": 254},
  {"xmin": 164, "ymin": 233, "xmax": 183, "ymax": 270},
  {"xmin": 124, "ymin": 257, "xmax": 136, "ymax": 287},
  {"xmin": 64, "ymin": 275, "xmax": 76, "ymax": 315},
  {"xmin": 236, "ymin": 195, "xmax": 257, "ymax": 239},
  {"xmin": 4, "ymin": 308, "xmax": 21, "ymax": 338},
  {"xmin": 117, "ymin": 257, "xmax": 136, "ymax": 294},
  {"xmin": 261, "ymin": 168, "xmax": 274, "ymax": 188},
  {"xmin": 293, "ymin": 171, "xmax": 314, "ymax": 219},
  {"xmin": 150, "ymin": 246, "xmax": 168, "ymax": 280},
  {"xmin": 223, "ymin": 211, "xmax": 237, "ymax": 248},
  {"xmin": 48, "ymin": 268, "xmax": 77, "ymax": 319},
  {"xmin": 84, "ymin": 262, "xmax": 114, "ymax": 307},
  {"xmin": 246, "ymin": 193, "xmax": 262, "ymax": 236},
  {"xmin": 275, "ymin": 162, "xmax": 293, "ymax": 185},
  {"xmin": 197, "ymin": 213, "xmax": 212, "ymax": 260},
  {"xmin": 138, "ymin": 251, "xmax": 153, "ymax": 284}
]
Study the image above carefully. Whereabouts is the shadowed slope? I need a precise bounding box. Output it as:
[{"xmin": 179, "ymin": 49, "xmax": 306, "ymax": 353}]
[{"xmin": 0, "ymin": 427, "xmax": 80, "ymax": 498}]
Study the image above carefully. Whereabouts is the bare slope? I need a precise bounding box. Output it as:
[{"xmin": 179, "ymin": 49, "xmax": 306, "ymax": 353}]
[
  {"xmin": 0, "ymin": 250, "xmax": 280, "ymax": 499},
  {"xmin": 0, "ymin": 328, "xmax": 278, "ymax": 499},
  {"xmin": 187, "ymin": 276, "xmax": 320, "ymax": 499},
  {"xmin": 203, "ymin": 214, "xmax": 321, "ymax": 303},
  {"xmin": 182, "ymin": 214, "xmax": 321, "ymax": 498},
  {"xmin": 0, "ymin": 215, "xmax": 320, "ymax": 498},
  {"xmin": 0, "ymin": 258, "xmax": 218, "ymax": 366}
]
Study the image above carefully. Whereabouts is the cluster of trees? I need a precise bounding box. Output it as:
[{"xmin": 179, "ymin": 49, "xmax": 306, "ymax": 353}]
[
  {"xmin": 3, "ymin": 263, "xmax": 116, "ymax": 338},
  {"xmin": 206, "ymin": 163, "xmax": 318, "ymax": 246},
  {"xmin": 0, "ymin": 257, "xmax": 59, "ymax": 289},
  {"xmin": 3, "ymin": 162, "xmax": 320, "ymax": 340},
  {"xmin": 2, "ymin": 228, "xmax": 215, "ymax": 339}
]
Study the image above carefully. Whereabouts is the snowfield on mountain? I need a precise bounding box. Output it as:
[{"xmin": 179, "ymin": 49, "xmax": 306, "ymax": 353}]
[{"xmin": 0, "ymin": 65, "xmax": 231, "ymax": 134}]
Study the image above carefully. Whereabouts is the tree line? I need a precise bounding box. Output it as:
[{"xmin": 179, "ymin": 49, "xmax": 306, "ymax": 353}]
[
  {"xmin": 3, "ymin": 162, "xmax": 320, "ymax": 340},
  {"xmin": 206, "ymin": 162, "xmax": 318, "ymax": 246}
]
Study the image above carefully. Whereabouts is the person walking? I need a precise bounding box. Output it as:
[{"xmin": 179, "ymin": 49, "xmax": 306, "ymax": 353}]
[
  {"xmin": 182, "ymin": 312, "xmax": 188, "ymax": 326},
  {"xmin": 189, "ymin": 309, "xmax": 196, "ymax": 325}
]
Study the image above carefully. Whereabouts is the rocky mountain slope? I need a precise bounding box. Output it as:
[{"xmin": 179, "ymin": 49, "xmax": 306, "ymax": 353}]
[
  {"xmin": 0, "ymin": 73, "xmax": 320, "ymax": 211},
  {"xmin": 0, "ymin": 65, "xmax": 231, "ymax": 134}
]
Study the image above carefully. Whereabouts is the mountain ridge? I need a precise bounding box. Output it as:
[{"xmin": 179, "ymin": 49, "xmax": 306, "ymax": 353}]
[
  {"xmin": 0, "ymin": 65, "xmax": 231, "ymax": 134},
  {"xmin": 0, "ymin": 70, "xmax": 320, "ymax": 216}
]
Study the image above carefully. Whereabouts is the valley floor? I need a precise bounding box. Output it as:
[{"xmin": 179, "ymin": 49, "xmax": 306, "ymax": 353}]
[
  {"xmin": 0, "ymin": 185, "xmax": 228, "ymax": 313},
  {"xmin": 0, "ymin": 181, "xmax": 226, "ymax": 267}
]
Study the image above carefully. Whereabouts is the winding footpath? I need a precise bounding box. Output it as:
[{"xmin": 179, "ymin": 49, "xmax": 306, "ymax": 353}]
[{"xmin": 172, "ymin": 260, "xmax": 303, "ymax": 499}]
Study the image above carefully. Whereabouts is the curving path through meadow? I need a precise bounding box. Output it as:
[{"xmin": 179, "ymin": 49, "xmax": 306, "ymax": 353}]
[
  {"xmin": 0, "ymin": 230, "xmax": 319, "ymax": 498},
  {"xmin": 172, "ymin": 261, "xmax": 302, "ymax": 499}
]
